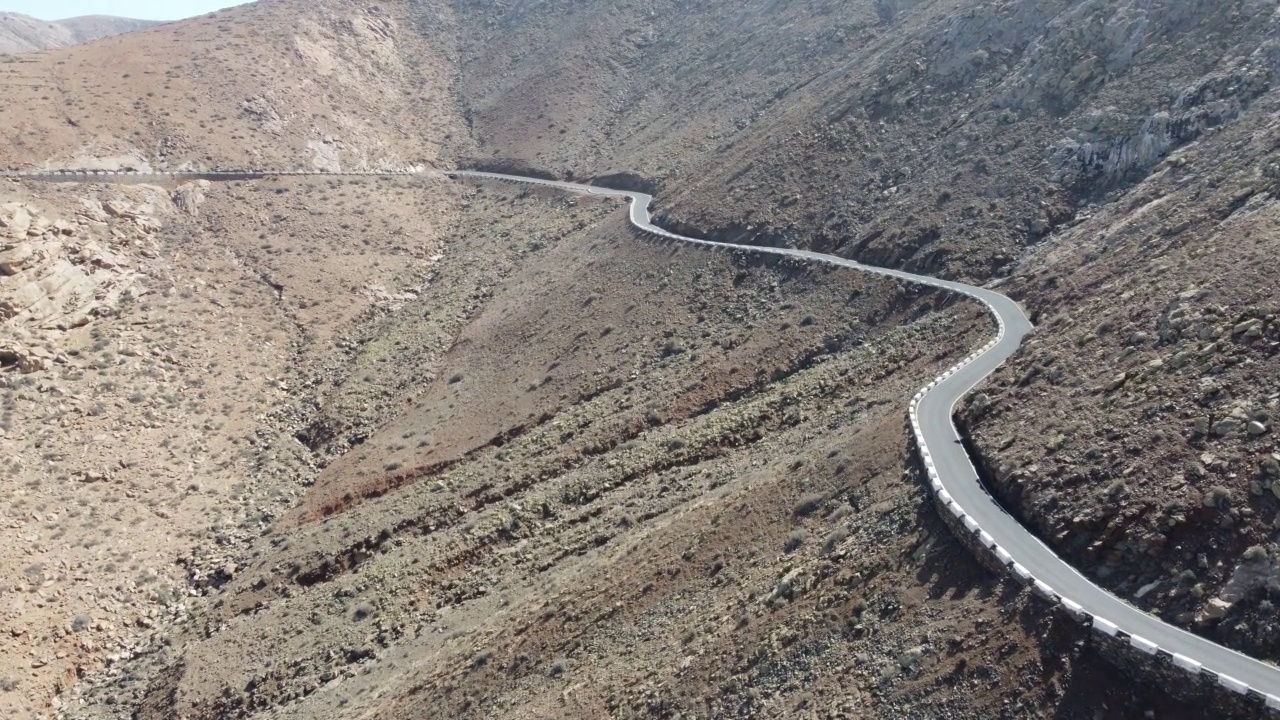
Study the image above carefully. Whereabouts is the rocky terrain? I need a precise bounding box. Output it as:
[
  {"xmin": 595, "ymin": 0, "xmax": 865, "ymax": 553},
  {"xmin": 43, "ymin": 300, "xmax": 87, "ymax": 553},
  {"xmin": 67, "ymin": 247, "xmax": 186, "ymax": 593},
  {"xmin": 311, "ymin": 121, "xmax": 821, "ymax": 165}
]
[
  {"xmin": 960, "ymin": 73, "xmax": 1280, "ymax": 663},
  {"xmin": 450, "ymin": 0, "xmax": 1280, "ymax": 671},
  {"xmin": 0, "ymin": 0, "xmax": 1278, "ymax": 719},
  {"xmin": 0, "ymin": 170, "xmax": 466, "ymax": 717},
  {"xmin": 0, "ymin": 13, "xmax": 157, "ymax": 55}
]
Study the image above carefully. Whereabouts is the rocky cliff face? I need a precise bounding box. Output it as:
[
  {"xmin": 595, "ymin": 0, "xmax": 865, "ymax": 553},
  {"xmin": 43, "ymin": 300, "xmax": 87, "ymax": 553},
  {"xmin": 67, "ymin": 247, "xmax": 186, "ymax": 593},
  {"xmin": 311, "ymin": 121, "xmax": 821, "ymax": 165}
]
[{"xmin": 959, "ymin": 74, "xmax": 1280, "ymax": 663}]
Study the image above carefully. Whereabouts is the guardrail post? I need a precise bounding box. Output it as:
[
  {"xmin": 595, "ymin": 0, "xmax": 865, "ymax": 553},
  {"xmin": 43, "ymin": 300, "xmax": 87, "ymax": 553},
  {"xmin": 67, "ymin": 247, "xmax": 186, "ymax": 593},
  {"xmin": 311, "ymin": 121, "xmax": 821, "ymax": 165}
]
[{"xmin": 1091, "ymin": 617, "xmax": 1120, "ymax": 637}]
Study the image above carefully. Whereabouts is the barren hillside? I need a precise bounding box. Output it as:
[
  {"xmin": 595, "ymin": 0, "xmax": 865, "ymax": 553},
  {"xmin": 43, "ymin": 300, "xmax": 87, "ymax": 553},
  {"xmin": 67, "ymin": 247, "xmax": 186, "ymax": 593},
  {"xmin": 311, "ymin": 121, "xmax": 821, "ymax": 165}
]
[
  {"xmin": 449, "ymin": 0, "xmax": 1280, "ymax": 282},
  {"xmin": 0, "ymin": 0, "xmax": 467, "ymax": 173},
  {"xmin": 0, "ymin": 13, "xmax": 157, "ymax": 55},
  {"xmin": 1, "ymin": 1, "xmax": 1278, "ymax": 719}
]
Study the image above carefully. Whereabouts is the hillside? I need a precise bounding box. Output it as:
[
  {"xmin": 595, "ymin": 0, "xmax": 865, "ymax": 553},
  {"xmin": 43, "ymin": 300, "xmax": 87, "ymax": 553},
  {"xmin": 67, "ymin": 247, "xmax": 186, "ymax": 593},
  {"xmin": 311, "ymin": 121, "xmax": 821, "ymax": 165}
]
[
  {"xmin": 0, "ymin": 1, "xmax": 1277, "ymax": 719},
  {"xmin": 0, "ymin": 13, "xmax": 157, "ymax": 54},
  {"xmin": 0, "ymin": 0, "xmax": 467, "ymax": 173}
]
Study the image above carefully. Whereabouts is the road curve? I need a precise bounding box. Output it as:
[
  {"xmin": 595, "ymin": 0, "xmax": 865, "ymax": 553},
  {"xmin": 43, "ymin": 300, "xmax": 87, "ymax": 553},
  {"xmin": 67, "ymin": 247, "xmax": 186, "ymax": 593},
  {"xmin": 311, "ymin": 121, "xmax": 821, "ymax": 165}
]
[
  {"xmin": 5, "ymin": 167, "xmax": 1279, "ymax": 709},
  {"xmin": 446, "ymin": 169, "xmax": 1280, "ymax": 710}
]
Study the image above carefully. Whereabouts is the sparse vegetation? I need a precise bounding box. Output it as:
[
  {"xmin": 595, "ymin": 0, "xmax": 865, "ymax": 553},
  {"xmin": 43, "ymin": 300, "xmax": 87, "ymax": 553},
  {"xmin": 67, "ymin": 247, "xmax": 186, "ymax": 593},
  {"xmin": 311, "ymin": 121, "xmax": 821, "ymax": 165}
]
[
  {"xmin": 821, "ymin": 527, "xmax": 849, "ymax": 554},
  {"xmin": 1205, "ymin": 486, "xmax": 1233, "ymax": 509},
  {"xmin": 792, "ymin": 493, "xmax": 825, "ymax": 517}
]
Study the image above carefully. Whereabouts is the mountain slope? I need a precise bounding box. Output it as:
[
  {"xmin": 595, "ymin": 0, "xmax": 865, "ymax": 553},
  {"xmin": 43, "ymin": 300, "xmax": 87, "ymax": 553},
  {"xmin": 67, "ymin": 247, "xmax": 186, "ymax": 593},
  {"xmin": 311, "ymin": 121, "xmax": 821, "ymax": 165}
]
[
  {"xmin": 0, "ymin": 0, "xmax": 469, "ymax": 172},
  {"xmin": 0, "ymin": 12, "xmax": 158, "ymax": 54},
  {"xmin": 448, "ymin": 0, "xmax": 1280, "ymax": 282}
]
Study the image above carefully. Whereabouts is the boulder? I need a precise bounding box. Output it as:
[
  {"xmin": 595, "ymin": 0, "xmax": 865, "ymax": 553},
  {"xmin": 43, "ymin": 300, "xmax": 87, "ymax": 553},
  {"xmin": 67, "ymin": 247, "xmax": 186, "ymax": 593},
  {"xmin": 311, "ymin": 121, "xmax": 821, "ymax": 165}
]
[
  {"xmin": 78, "ymin": 199, "xmax": 110, "ymax": 223},
  {"xmin": 0, "ymin": 243, "xmax": 34, "ymax": 274},
  {"xmin": 171, "ymin": 183, "xmax": 205, "ymax": 217},
  {"xmin": 1248, "ymin": 420, "xmax": 1269, "ymax": 436},
  {"xmin": 1234, "ymin": 318, "xmax": 1260, "ymax": 335},
  {"xmin": 898, "ymin": 646, "xmax": 927, "ymax": 669},
  {"xmin": 134, "ymin": 216, "xmax": 162, "ymax": 234},
  {"xmin": 1263, "ymin": 455, "xmax": 1280, "ymax": 477},
  {"xmin": 1211, "ymin": 418, "xmax": 1243, "ymax": 436},
  {"xmin": 103, "ymin": 200, "xmax": 133, "ymax": 218},
  {"xmin": 1196, "ymin": 597, "xmax": 1232, "ymax": 622},
  {"xmin": 28, "ymin": 216, "xmax": 50, "ymax": 236},
  {"xmin": 3, "ymin": 205, "xmax": 31, "ymax": 239},
  {"xmin": 17, "ymin": 352, "xmax": 48, "ymax": 374},
  {"xmin": 770, "ymin": 568, "xmax": 809, "ymax": 602},
  {"xmin": 73, "ymin": 242, "xmax": 127, "ymax": 270}
]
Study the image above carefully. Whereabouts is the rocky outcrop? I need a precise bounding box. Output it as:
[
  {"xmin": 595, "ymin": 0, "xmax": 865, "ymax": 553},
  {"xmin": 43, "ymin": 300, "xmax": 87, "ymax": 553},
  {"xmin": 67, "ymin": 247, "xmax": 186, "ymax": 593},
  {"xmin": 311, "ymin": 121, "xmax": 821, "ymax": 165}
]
[
  {"xmin": 1048, "ymin": 54, "xmax": 1275, "ymax": 188},
  {"xmin": 170, "ymin": 181, "xmax": 209, "ymax": 217},
  {"xmin": 0, "ymin": 194, "xmax": 162, "ymax": 372},
  {"xmin": 239, "ymin": 96, "xmax": 286, "ymax": 136},
  {"xmin": 1041, "ymin": 4, "xmax": 1280, "ymax": 188}
]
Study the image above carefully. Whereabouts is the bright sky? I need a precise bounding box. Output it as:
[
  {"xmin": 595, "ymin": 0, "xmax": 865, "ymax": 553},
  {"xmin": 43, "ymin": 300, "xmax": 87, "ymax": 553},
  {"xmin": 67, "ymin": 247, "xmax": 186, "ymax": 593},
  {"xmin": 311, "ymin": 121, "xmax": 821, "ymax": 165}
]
[{"xmin": 0, "ymin": 0, "xmax": 253, "ymax": 22}]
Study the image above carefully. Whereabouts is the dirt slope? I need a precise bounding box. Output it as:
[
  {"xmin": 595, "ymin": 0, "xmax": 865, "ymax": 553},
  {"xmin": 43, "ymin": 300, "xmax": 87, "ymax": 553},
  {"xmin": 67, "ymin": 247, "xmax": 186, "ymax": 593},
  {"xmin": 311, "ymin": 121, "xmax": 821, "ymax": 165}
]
[
  {"xmin": 450, "ymin": 0, "xmax": 1280, "ymax": 667},
  {"xmin": 961, "ymin": 72, "xmax": 1280, "ymax": 663},
  {"xmin": 0, "ymin": 13, "xmax": 158, "ymax": 55},
  {"xmin": 0, "ymin": 170, "xmax": 468, "ymax": 718}
]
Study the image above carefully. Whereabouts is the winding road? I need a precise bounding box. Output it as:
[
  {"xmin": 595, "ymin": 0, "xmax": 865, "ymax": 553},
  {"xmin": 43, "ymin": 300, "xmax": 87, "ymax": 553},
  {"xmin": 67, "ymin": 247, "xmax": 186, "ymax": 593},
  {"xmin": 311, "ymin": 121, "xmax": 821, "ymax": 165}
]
[
  {"xmin": 6, "ymin": 167, "xmax": 1279, "ymax": 710},
  {"xmin": 447, "ymin": 169, "xmax": 1280, "ymax": 711}
]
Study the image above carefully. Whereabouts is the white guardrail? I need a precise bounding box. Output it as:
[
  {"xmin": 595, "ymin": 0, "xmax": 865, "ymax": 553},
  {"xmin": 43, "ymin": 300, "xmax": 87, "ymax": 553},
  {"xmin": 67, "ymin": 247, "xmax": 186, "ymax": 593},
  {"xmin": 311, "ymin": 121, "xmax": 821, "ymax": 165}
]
[
  {"xmin": 6, "ymin": 167, "xmax": 1280, "ymax": 713},
  {"xmin": 905, "ymin": 295, "xmax": 1280, "ymax": 712}
]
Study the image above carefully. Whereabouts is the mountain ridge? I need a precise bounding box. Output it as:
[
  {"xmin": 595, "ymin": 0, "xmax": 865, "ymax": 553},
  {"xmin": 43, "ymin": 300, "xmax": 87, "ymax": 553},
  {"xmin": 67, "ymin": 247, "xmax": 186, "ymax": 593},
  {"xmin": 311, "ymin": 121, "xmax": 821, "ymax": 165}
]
[{"xmin": 0, "ymin": 11, "xmax": 159, "ymax": 54}]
